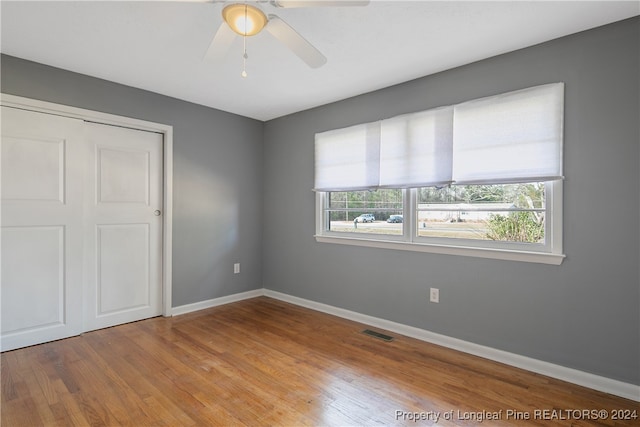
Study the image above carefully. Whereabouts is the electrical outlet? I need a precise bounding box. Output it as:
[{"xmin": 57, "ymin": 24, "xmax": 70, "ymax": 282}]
[
  {"xmin": 430, "ymin": 288, "xmax": 440, "ymax": 303},
  {"xmin": 234, "ymin": 263, "xmax": 240, "ymax": 274}
]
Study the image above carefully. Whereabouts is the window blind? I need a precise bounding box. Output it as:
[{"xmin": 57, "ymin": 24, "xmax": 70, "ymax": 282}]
[
  {"xmin": 379, "ymin": 106, "xmax": 453, "ymax": 188},
  {"xmin": 452, "ymin": 83, "xmax": 564, "ymax": 184},
  {"xmin": 314, "ymin": 83, "xmax": 564, "ymax": 191},
  {"xmin": 314, "ymin": 122, "xmax": 380, "ymax": 191}
]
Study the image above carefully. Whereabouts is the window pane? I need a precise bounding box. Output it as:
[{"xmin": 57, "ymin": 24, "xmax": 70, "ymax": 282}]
[
  {"xmin": 417, "ymin": 183, "xmax": 545, "ymax": 243},
  {"xmin": 327, "ymin": 189, "xmax": 403, "ymax": 235}
]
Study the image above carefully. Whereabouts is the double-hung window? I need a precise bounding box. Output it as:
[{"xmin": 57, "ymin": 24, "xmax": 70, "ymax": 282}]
[{"xmin": 315, "ymin": 83, "xmax": 565, "ymax": 265}]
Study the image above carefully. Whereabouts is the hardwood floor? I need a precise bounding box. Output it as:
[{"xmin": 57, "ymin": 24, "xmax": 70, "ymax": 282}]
[{"xmin": 2, "ymin": 296, "xmax": 638, "ymax": 426}]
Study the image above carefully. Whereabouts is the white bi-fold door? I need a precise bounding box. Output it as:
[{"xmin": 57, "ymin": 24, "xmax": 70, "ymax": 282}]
[{"xmin": 1, "ymin": 107, "xmax": 163, "ymax": 351}]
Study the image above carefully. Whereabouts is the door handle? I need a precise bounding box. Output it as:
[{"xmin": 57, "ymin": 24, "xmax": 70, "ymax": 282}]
[{"xmin": 154, "ymin": 210, "xmax": 161, "ymax": 216}]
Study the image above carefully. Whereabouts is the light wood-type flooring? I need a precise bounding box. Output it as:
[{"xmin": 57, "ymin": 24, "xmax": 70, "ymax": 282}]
[{"xmin": 2, "ymin": 297, "xmax": 638, "ymax": 426}]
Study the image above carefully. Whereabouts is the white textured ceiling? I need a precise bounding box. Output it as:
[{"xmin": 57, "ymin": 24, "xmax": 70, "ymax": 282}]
[{"xmin": 1, "ymin": 1, "xmax": 638, "ymax": 121}]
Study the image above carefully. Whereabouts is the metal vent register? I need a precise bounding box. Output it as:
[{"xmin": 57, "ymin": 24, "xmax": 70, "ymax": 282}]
[{"xmin": 362, "ymin": 329, "xmax": 394, "ymax": 342}]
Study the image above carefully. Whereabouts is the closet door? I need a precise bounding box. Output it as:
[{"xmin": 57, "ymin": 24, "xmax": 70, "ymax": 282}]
[
  {"xmin": 1, "ymin": 107, "xmax": 165, "ymax": 351},
  {"xmin": 83, "ymin": 122, "xmax": 163, "ymax": 332},
  {"xmin": 1, "ymin": 107, "xmax": 84, "ymax": 351}
]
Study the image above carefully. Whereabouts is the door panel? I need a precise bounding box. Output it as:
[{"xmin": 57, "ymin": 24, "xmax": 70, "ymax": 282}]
[
  {"xmin": 96, "ymin": 223, "xmax": 150, "ymax": 314},
  {"xmin": 84, "ymin": 122, "xmax": 163, "ymax": 332},
  {"xmin": 1, "ymin": 226, "xmax": 65, "ymax": 333},
  {"xmin": 1, "ymin": 107, "xmax": 84, "ymax": 351},
  {"xmin": 98, "ymin": 147, "xmax": 150, "ymax": 204},
  {"xmin": 1, "ymin": 136, "xmax": 64, "ymax": 202}
]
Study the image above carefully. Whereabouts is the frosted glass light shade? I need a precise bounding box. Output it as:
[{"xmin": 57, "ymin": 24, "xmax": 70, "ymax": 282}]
[{"xmin": 223, "ymin": 4, "xmax": 267, "ymax": 36}]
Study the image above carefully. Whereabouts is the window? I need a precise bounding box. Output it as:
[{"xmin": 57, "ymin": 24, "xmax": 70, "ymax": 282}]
[
  {"xmin": 325, "ymin": 189, "xmax": 404, "ymax": 236},
  {"xmin": 416, "ymin": 182, "xmax": 551, "ymax": 246},
  {"xmin": 314, "ymin": 84, "xmax": 565, "ymax": 265}
]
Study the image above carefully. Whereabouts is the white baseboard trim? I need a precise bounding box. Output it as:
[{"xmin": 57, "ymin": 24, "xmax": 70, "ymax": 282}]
[
  {"xmin": 171, "ymin": 289, "xmax": 264, "ymax": 316},
  {"xmin": 263, "ymin": 289, "xmax": 640, "ymax": 402}
]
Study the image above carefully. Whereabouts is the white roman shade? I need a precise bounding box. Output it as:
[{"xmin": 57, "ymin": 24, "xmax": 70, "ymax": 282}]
[
  {"xmin": 314, "ymin": 83, "xmax": 564, "ymax": 191},
  {"xmin": 452, "ymin": 83, "xmax": 564, "ymax": 184},
  {"xmin": 314, "ymin": 122, "xmax": 381, "ymax": 191},
  {"xmin": 379, "ymin": 106, "xmax": 454, "ymax": 188}
]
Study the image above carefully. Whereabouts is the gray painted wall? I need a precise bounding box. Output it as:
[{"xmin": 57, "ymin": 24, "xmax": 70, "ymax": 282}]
[
  {"xmin": 262, "ymin": 18, "xmax": 640, "ymax": 385},
  {"xmin": 1, "ymin": 54, "xmax": 264, "ymax": 307}
]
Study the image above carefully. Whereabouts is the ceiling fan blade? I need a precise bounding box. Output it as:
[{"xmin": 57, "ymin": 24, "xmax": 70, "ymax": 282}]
[
  {"xmin": 203, "ymin": 23, "xmax": 236, "ymax": 62},
  {"xmin": 265, "ymin": 14, "xmax": 327, "ymax": 68},
  {"xmin": 272, "ymin": 1, "xmax": 369, "ymax": 8}
]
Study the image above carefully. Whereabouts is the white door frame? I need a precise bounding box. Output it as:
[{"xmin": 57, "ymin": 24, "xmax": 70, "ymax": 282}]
[{"xmin": 1, "ymin": 93, "xmax": 174, "ymax": 316}]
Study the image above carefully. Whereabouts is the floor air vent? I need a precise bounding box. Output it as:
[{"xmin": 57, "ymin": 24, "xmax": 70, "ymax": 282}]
[{"xmin": 362, "ymin": 329, "xmax": 394, "ymax": 342}]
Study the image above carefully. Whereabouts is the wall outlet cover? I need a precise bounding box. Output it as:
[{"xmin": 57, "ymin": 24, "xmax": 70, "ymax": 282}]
[{"xmin": 430, "ymin": 288, "xmax": 439, "ymax": 303}]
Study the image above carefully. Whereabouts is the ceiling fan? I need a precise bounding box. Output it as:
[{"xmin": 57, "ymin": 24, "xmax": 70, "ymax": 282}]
[{"xmin": 203, "ymin": 0, "xmax": 370, "ymax": 74}]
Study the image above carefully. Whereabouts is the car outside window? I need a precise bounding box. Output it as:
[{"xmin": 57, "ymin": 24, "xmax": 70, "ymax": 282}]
[{"xmin": 324, "ymin": 189, "xmax": 403, "ymax": 236}]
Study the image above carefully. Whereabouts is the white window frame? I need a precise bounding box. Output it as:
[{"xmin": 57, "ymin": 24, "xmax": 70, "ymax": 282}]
[
  {"xmin": 317, "ymin": 189, "xmax": 410, "ymax": 243},
  {"xmin": 315, "ymin": 180, "xmax": 564, "ymax": 265}
]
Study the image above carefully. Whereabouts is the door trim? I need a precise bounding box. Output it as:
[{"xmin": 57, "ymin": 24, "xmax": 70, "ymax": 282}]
[{"xmin": 1, "ymin": 93, "xmax": 174, "ymax": 316}]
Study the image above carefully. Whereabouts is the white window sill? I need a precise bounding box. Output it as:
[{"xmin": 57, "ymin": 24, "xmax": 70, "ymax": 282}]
[{"xmin": 314, "ymin": 235, "xmax": 565, "ymax": 265}]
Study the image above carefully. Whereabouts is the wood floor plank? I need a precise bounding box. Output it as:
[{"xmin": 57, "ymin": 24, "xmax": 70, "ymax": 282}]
[
  {"xmin": 2, "ymin": 396, "xmax": 45, "ymax": 426},
  {"xmin": 2, "ymin": 296, "xmax": 638, "ymax": 426}
]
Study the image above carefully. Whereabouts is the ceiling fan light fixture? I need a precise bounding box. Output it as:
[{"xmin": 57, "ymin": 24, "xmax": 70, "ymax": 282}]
[{"xmin": 223, "ymin": 4, "xmax": 268, "ymax": 37}]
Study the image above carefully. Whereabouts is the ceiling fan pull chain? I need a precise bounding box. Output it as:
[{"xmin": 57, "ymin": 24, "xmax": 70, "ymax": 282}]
[
  {"xmin": 241, "ymin": 4, "xmax": 248, "ymax": 78},
  {"xmin": 242, "ymin": 34, "xmax": 248, "ymax": 78}
]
